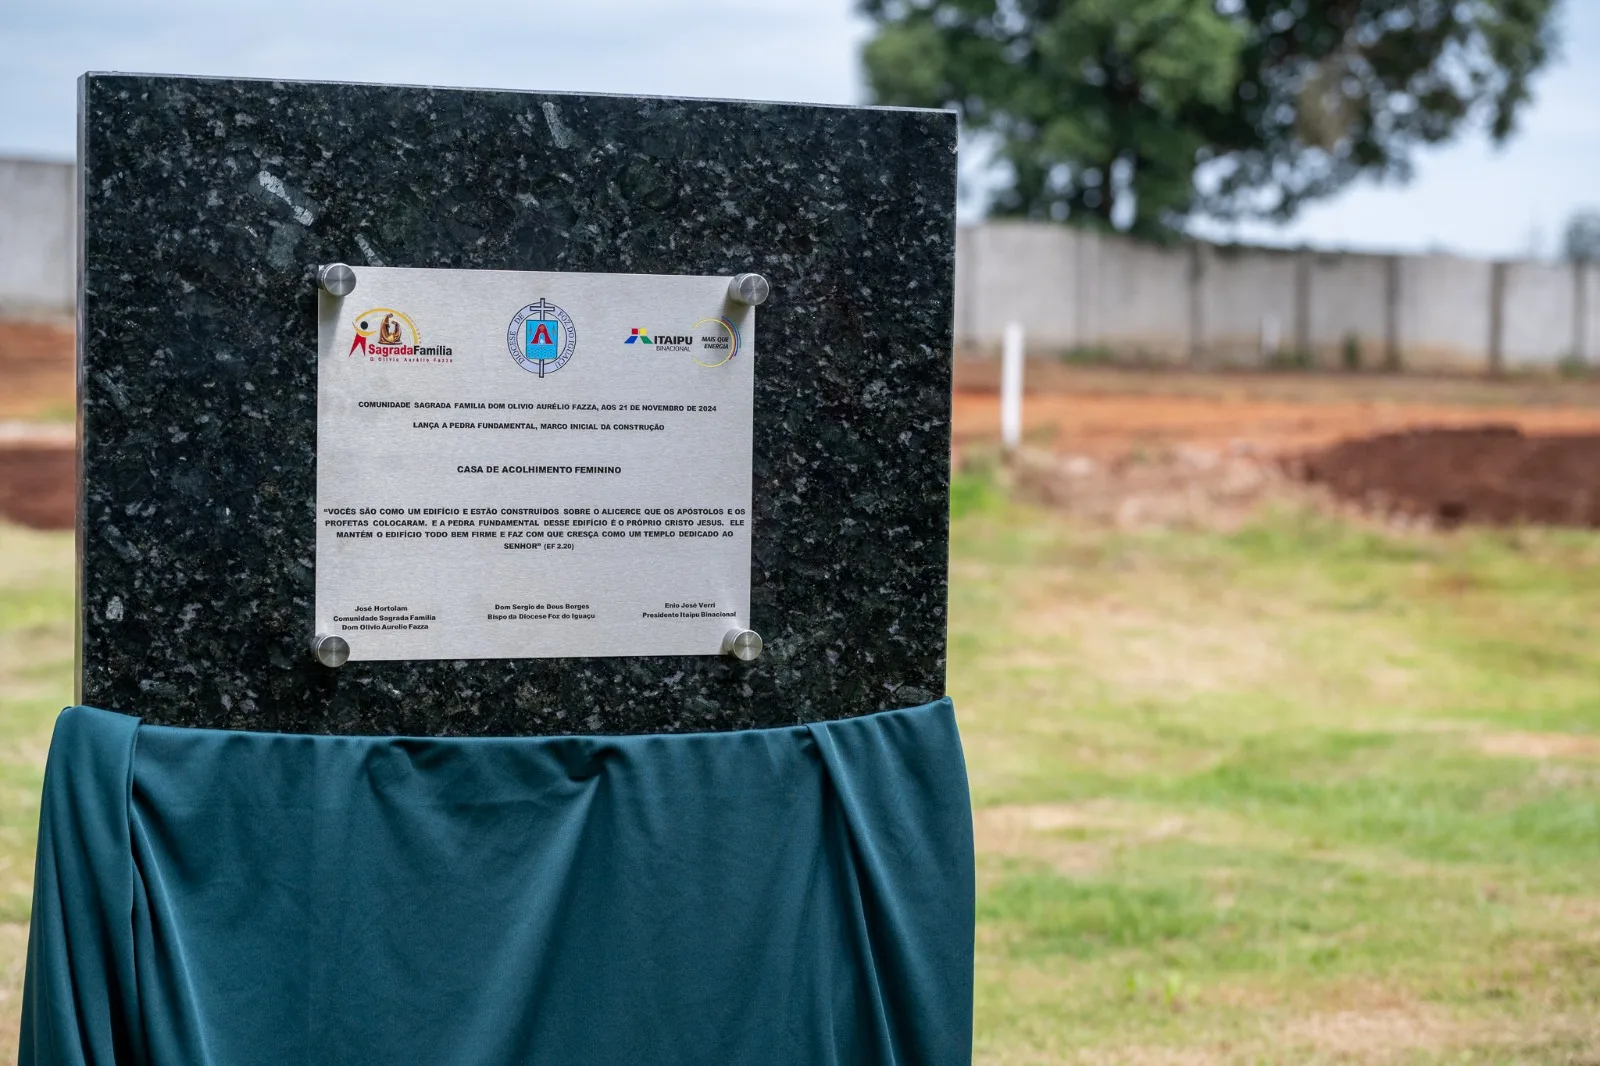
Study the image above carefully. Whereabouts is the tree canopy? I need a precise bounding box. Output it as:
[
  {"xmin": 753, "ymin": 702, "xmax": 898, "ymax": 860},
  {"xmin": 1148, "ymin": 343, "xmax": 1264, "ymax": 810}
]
[
  {"xmin": 1564, "ymin": 210, "xmax": 1600, "ymax": 264},
  {"xmin": 861, "ymin": 0, "xmax": 1559, "ymax": 238}
]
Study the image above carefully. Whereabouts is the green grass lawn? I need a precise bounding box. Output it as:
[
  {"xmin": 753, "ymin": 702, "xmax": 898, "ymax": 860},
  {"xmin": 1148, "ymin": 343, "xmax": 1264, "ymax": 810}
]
[
  {"xmin": 951, "ymin": 479, "xmax": 1600, "ymax": 1064},
  {"xmin": 4, "ymin": 491, "xmax": 1600, "ymax": 1063},
  {"xmin": 0, "ymin": 523, "xmax": 74, "ymax": 1060}
]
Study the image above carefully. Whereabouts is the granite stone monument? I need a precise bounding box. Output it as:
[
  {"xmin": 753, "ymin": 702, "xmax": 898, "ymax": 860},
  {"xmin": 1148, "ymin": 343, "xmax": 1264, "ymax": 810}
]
[{"xmin": 76, "ymin": 73, "xmax": 956, "ymax": 736}]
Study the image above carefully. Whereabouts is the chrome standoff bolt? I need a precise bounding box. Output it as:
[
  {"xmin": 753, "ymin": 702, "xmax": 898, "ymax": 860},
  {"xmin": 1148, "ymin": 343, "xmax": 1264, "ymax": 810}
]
[
  {"xmin": 727, "ymin": 273, "xmax": 770, "ymax": 306},
  {"xmin": 310, "ymin": 633, "xmax": 351, "ymax": 668},
  {"xmin": 722, "ymin": 628, "xmax": 763, "ymax": 662},
  {"xmin": 318, "ymin": 263, "xmax": 357, "ymax": 297}
]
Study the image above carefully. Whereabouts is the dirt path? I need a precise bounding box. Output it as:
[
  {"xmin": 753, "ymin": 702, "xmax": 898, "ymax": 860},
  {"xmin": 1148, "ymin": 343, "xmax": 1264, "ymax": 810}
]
[
  {"xmin": 0, "ymin": 320, "xmax": 73, "ymax": 423},
  {"xmin": 953, "ymin": 360, "xmax": 1600, "ymax": 459},
  {"xmin": 0, "ymin": 428, "xmax": 74, "ymax": 532},
  {"xmin": 955, "ymin": 360, "xmax": 1600, "ymax": 530},
  {"xmin": 0, "ymin": 320, "xmax": 77, "ymax": 530},
  {"xmin": 10, "ymin": 339, "xmax": 1600, "ymax": 531}
]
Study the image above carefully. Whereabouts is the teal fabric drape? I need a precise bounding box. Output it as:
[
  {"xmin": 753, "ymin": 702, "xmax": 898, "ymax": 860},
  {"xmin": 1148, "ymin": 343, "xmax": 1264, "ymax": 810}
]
[{"xmin": 21, "ymin": 700, "xmax": 974, "ymax": 1066}]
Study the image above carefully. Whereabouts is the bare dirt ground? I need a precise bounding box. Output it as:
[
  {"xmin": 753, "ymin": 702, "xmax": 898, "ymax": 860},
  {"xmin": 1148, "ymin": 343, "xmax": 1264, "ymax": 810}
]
[
  {"xmin": 0, "ymin": 320, "xmax": 76, "ymax": 530},
  {"xmin": 0, "ymin": 320, "xmax": 73, "ymax": 424},
  {"xmin": 953, "ymin": 359, "xmax": 1600, "ymax": 458},
  {"xmin": 953, "ymin": 359, "xmax": 1600, "ymax": 530},
  {"xmin": 8, "ymin": 333, "xmax": 1600, "ymax": 531},
  {"xmin": 1301, "ymin": 426, "xmax": 1600, "ymax": 528},
  {"xmin": 0, "ymin": 430, "xmax": 74, "ymax": 532}
]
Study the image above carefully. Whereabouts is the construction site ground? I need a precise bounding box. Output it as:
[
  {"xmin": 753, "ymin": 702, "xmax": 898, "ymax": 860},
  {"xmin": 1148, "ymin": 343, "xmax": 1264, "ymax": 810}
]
[
  {"xmin": 952, "ymin": 358, "xmax": 1600, "ymax": 458},
  {"xmin": 7, "ymin": 320, "xmax": 1600, "ymax": 530}
]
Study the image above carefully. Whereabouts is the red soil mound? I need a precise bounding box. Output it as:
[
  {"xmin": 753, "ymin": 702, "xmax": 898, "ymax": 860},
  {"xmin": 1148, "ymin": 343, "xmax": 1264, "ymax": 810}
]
[
  {"xmin": 0, "ymin": 319, "xmax": 74, "ymax": 421},
  {"xmin": 1297, "ymin": 426, "xmax": 1600, "ymax": 529},
  {"xmin": 0, "ymin": 443, "xmax": 74, "ymax": 531}
]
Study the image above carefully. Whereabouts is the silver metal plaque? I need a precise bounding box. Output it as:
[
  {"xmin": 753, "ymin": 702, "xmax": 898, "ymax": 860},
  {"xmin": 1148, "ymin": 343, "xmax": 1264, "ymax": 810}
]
[{"xmin": 315, "ymin": 267, "xmax": 755, "ymax": 661}]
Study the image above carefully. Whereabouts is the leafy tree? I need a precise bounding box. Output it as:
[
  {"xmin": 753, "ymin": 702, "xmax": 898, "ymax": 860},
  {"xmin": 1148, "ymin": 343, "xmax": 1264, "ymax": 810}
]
[
  {"xmin": 1564, "ymin": 210, "xmax": 1600, "ymax": 264},
  {"xmin": 861, "ymin": 0, "xmax": 1558, "ymax": 238}
]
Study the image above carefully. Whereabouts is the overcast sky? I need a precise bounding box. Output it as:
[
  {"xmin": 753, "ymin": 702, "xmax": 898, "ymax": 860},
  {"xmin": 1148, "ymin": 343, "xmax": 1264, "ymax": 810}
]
[{"xmin": 3, "ymin": 0, "xmax": 1595, "ymax": 260}]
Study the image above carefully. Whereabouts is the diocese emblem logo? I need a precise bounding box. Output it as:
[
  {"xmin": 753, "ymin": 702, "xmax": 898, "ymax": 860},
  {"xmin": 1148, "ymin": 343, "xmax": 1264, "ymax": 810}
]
[{"xmin": 507, "ymin": 299, "xmax": 577, "ymax": 377}]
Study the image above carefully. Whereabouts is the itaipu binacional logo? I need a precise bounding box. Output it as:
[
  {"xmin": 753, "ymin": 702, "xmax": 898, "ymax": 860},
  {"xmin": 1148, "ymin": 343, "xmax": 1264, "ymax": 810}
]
[
  {"xmin": 624, "ymin": 316, "xmax": 741, "ymax": 368},
  {"xmin": 348, "ymin": 308, "xmax": 454, "ymax": 363},
  {"xmin": 507, "ymin": 299, "xmax": 577, "ymax": 378}
]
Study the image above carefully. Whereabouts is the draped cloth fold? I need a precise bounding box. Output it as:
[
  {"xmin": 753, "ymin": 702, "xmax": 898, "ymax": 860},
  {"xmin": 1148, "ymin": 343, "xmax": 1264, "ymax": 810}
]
[{"xmin": 21, "ymin": 700, "xmax": 974, "ymax": 1066}]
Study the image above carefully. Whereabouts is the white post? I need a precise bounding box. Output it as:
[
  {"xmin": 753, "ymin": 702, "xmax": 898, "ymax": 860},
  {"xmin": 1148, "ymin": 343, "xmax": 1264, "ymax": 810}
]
[
  {"xmin": 1001, "ymin": 322, "xmax": 1024, "ymax": 452},
  {"xmin": 1260, "ymin": 313, "xmax": 1281, "ymax": 362}
]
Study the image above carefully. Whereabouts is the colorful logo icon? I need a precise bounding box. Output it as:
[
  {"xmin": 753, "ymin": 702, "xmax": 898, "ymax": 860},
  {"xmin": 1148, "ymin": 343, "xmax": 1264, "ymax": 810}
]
[
  {"xmin": 507, "ymin": 299, "xmax": 577, "ymax": 377},
  {"xmin": 689, "ymin": 316, "xmax": 741, "ymax": 367},
  {"xmin": 621, "ymin": 317, "xmax": 741, "ymax": 367},
  {"xmin": 349, "ymin": 308, "xmax": 420, "ymax": 357}
]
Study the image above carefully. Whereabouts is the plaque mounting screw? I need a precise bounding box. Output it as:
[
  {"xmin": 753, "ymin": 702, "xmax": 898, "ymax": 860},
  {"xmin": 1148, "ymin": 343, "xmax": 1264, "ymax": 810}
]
[
  {"xmin": 318, "ymin": 263, "xmax": 357, "ymax": 297},
  {"xmin": 722, "ymin": 628, "xmax": 763, "ymax": 662},
  {"xmin": 310, "ymin": 633, "xmax": 350, "ymax": 668},
  {"xmin": 728, "ymin": 273, "xmax": 770, "ymax": 306}
]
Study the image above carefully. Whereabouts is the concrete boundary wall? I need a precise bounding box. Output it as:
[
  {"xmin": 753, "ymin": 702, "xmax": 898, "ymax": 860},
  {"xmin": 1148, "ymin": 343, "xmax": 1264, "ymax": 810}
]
[
  {"xmin": 1305, "ymin": 251, "xmax": 1390, "ymax": 368},
  {"xmin": 1397, "ymin": 254, "xmax": 1493, "ymax": 370},
  {"xmin": 1089, "ymin": 233, "xmax": 1190, "ymax": 361},
  {"xmin": 0, "ymin": 158, "xmax": 74, "ymax": 316},
  {"xmin": 957, "ymin": 223, "xmax": 1081, "ymax": 349},
  {"xmin": 1199, "ymin": 244, "xmax": 1301, "ymax": 363},
  {"xmin": 1585, "ymin": 266, "xmax": 1600, "ymax": 365},
  {"xmin": 1, "ymin": 159, "xmax": 1595, "ymax": 371},
  {"xmin": 958, "ymin": 221, "xmax": 1596, "ymax": 373},
  {"xmin": 1500, "ymin": 260, "xmax": 1582, "ymax": 370}
]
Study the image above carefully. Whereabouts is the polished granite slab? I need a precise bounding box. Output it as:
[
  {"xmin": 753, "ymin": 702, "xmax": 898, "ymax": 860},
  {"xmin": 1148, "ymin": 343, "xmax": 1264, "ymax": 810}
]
[{"xmin": 77, "ymin": 73, "xmax": 956, "ymax": 735}]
